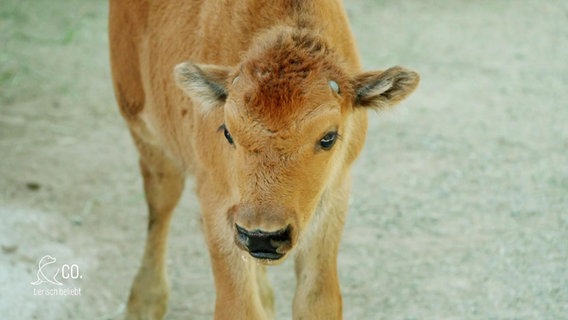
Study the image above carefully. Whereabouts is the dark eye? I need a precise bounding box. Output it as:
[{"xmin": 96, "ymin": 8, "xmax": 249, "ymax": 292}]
[
  {"xmin": 319, "ymin": 132, "xmax": 338, "ymax": 150},
  {"xmin": 224, "ymin": 127, "xmax": 234, "ymax": 145},
  {"xmin": 220, "ymin": 125, "xmax": 234, "ymax": 145}
]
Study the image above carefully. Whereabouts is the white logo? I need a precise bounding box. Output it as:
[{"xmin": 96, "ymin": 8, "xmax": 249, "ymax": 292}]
[
  {"xmin": 31, "ymin": 255, "xmax": 63, "ymax": 286},
  {"xmin": 31, "ymin": 255, "xmax": 83, "ymax": 296}
]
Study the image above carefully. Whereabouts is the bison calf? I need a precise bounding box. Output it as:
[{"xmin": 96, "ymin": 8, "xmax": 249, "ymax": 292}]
[{"xmin": 109, "ymin": 0, "xmax": 419, "ymax": 319}]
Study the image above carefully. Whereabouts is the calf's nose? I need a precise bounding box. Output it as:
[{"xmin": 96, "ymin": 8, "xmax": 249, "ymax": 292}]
[{"xmin": 235, "ymin": 224, "xmax": 291, "ymax": 260}]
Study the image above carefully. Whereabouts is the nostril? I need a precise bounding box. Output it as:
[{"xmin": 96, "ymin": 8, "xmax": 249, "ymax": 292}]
[
  {"xmin": 235, "ymin": 225, "xmax": 250, "ymax": 247},
  {"xmin": 237, "ymin": 232, "xmax": 249, "ymax": 246},
  {"xmin": 267, "ymin": 227, "xmax": 291, "ymax": 248}
]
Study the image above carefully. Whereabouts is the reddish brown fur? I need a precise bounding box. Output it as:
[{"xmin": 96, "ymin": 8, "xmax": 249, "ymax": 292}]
[
  {"xmin": 109, "ymin": 1, "xmax": 419, "ymax": 319},
  {"xmin": 239, "ymin": 28, "xmax": 354, "ymax": 122}
]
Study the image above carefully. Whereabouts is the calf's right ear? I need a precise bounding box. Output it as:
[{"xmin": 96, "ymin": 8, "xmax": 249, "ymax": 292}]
[{"xmin": 174, "ymin": 62, "xmax": 233, "ymax": 112}]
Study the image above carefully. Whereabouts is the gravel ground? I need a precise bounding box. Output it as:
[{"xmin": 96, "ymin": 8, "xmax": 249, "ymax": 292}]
[{"xmin": 1, "ymin": 1, "xmax": 567, "ymax": 319}]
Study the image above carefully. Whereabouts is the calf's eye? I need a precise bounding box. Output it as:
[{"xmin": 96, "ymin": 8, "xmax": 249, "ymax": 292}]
[
  {"xmin": 224, "ymin": 128, "xmax": 234, "ymax": 145},
  {"xmin": 319, "ymin": 132, "xmax": 338, "ymax": 150},
  {"xmin": 220, "ymin": 124, "xmax": 234, "ymax": 145}
]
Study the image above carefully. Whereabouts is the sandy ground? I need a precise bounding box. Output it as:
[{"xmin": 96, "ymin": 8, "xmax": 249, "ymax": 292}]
[{"xmin": 1, "ymin": 1, "xmax": 567, "ymax": 319}]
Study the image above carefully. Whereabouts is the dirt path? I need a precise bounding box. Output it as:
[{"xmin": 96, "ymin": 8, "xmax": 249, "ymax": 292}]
[{"xmin": 1, "ymin": 1, "xmax": 566, "ymax": 319}]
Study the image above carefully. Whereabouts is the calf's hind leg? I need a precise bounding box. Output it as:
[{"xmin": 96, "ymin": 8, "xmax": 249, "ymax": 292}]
[{"xmin": 126, "ymin": 133, "xmax": 185, "ymax": 320}]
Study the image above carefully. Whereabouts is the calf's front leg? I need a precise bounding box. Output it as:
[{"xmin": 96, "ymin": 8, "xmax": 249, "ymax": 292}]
[
  {"xmin": 292, "ymin": 186, "xmax": 350, "ymax": 319},
  {"xmin": 198, "ymin": 184, "xmax": 274, "ymax": 320},
  {"xmin": 126, "ymin": 137, "xmax": 185, "ymax": 320}
]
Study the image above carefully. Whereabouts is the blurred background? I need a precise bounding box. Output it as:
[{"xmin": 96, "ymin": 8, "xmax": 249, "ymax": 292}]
[{"xmin": 1, "ymin": 0, "xmax": 567, "ymax": 319}]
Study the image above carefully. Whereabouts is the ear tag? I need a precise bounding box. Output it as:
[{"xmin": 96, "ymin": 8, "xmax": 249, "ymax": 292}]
[{"xmin": 329, "ymin": 80, "xmax": 340, "ymax": 94}]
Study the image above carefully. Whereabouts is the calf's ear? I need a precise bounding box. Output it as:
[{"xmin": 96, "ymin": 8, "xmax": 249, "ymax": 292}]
[
  {"xmin": 353, "ymin": 66, "xmax": 419, "ymax": 109},
  {"xmin": 174, "ymin": 62, "xmax": 233, "ymax": 112}
]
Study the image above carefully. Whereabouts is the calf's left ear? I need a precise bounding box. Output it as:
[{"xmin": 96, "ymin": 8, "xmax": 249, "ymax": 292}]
[
  {"xmin": 174, "ymin": 62, "xmax": 233, "ymax": 112},
  {"xmin": 353, "ymin": 66, "xmax": 420, "ymax": 109}
]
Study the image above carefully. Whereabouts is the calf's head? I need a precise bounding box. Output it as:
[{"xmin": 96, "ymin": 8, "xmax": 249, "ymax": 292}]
[{"xmin": 175, "ymin": 29, "xmax": 419, "ymax": 262}]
